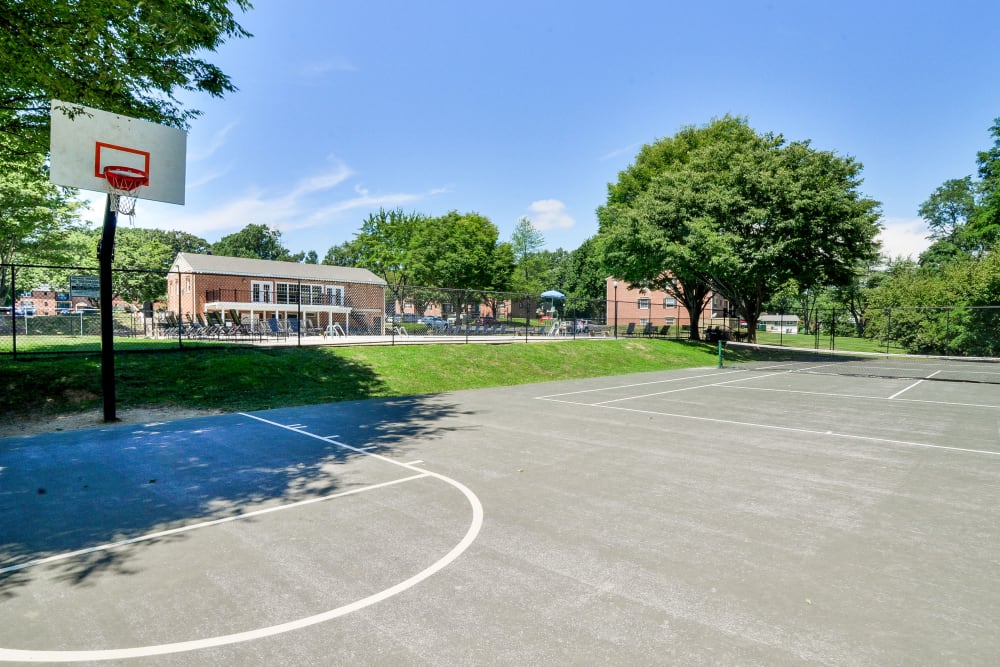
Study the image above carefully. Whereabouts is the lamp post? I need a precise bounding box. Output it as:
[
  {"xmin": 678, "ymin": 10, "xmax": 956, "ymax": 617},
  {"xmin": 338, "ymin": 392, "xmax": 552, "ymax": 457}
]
[{"xmin": 613, "ymin": 280, "xmax": 619, "ymax": 339}]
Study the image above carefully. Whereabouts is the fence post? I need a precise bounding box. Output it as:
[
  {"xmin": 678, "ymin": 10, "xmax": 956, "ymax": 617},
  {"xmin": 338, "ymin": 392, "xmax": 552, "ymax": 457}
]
[
  {"xmin": 885, "ymin": 308, "xmax": 892, "ymax": 354},
  {"xmin": 10, "ymin": 264, "xmax": 16, "ymax": 359},
  {"xmin": 176, "ymin": 267, "xmax": 183, "ymax": 348},
  {"xmin": 297, "ymin": 278, "xmax": 303, "ymax": 347}
]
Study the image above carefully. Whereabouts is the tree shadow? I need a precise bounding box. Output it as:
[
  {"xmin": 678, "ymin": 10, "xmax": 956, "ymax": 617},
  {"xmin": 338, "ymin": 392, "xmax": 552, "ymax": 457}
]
[{"xmin": 0, "ymin": 390, "xmax": 477, "ymax": 597}]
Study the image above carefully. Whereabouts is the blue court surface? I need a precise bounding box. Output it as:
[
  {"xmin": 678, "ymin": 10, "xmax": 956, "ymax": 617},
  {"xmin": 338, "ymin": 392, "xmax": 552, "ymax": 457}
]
[{"xmin": 1, "ymin": 364, "xmax": 999, "ymax": 665}]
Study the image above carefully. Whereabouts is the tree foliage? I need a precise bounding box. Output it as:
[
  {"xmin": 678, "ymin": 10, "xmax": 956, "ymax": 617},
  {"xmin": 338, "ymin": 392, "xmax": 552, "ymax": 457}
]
[
  {"xmin": 353, "ymin": 208, "xmax": 427, "ymax": 287},
  {"xmin": 322, "ymin": 238, "xmax": 363, "ymax": 267},
  {"xmin": 407, "ymin": 211, "xmax": 500, "ymax": 290},
  {"xmin": 0, "ymin": 0, "xmax": 252, "ymax": 160},
  {"xmin": 0, "ymin": 147, "xmax": 80, "ymax": 304},
  {"xmin": 969, "ymin": 117, "xmax": 1000, "ymax": 249},
  {"xmin": 599, "ymin": 116, "xmax": 882, "ymax": 341},
  {"xmin": 211, "ymin": 223, "xmax": 301, "ymax": 261}
]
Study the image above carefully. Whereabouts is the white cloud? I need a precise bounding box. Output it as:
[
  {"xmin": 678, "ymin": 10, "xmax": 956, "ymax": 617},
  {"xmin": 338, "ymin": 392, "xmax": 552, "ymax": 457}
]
[
  {"xmin": 188, "ymin": 121, "xmax": 238, "ymax": 161},
  {"xmin": 527, "ymin": 199, "xmax": 575, "ymax": 231},
  {"xmin": 78, "ymin": 158, "xmax": 445, "ymax": 244},
  {"xmin": 877, "ymin": 217, "xmax": 932, "ymax": 260}
]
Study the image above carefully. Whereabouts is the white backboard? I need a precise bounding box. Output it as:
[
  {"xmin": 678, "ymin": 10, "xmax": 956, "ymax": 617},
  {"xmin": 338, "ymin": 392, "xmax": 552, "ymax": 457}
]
[{"xmin": 49, "ymin": 100, "xmax": 187, "ymax": 205}]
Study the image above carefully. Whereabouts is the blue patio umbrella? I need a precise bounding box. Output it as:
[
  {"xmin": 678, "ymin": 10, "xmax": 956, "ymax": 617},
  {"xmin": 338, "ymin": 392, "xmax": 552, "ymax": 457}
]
[{"xmin": 540, "ymin": 290, "xmax": 565, "ymax": 316}]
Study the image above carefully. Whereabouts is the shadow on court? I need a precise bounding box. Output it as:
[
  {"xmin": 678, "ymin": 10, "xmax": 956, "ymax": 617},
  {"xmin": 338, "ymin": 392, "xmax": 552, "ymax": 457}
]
[{"xmin": 0, "ymin": 394, "xmax": 471, "ymax": 598}]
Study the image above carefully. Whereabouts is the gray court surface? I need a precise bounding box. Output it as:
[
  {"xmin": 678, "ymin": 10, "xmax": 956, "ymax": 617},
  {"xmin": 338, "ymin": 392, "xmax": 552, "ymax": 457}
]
[{"xmin": 1, "ymin": 363, "xmax": 998, "ymax": 665}]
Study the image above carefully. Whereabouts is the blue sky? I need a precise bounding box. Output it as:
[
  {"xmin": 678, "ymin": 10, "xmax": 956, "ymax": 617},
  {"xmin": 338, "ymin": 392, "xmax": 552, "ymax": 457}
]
[{"xmin": 82, "ymin": 0, "xmax": 1000, "ymax": 260}]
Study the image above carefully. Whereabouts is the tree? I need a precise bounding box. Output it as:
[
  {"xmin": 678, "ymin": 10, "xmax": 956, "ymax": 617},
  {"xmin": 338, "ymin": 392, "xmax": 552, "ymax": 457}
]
[
  {"xmin": 303, "ymin": 250, "xmax": 319, "ymax": 264},
  {"xmin": 561, "ymin": 236, "xmax": 609, "ymax": 318},
  {"xmin": 918, "ymin": 177, "xmax": 977, "ymax": 242},
  {"xmin": 0, "ymin": 0, "xmax": 252, "ymax": 161},
  {"xmin": 110, "ymin": 227, "xmax": 176, "ymax": 304},
  {"xmin": 211, "ymin": 224, "xmax": 301, "ymax": 261},
  {"xmin": 598, "ymin": 119, "xmax": 739, "ymax": 339},
  {"xmin": 407, "ymin": 211, "xmax": 502, "ymax": 317},
  {"xmin": 968, "ymin": 117, "xmax": 1000, "ymax": 250},
  {"xmin": 0, "ymin": 148, "xmax": 80, "ymax": 304},
  {"xmin": 322, "ymin": 239, "xmax": 363, "ymax": 267},
  {"xmin": 603, "ymin": 117, "xmax": 882, "ymax": 342},
  {"xmin": 509, "ymin": 217, "xmax": 547, "ymax": 294},
  {"xmin": 354, "ymin": 208, "xmax": 427, "ymax": 287},
  {"xmin": 478, "ymin": 241, "xmax": 515, "ymax": 320}
]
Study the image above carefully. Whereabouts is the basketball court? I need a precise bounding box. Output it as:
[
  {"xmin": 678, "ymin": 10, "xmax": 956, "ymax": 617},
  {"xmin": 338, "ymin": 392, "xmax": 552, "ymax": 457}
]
[{"xmin": 2, "ymin": 362, "xmax": 998, "ymax": 664}]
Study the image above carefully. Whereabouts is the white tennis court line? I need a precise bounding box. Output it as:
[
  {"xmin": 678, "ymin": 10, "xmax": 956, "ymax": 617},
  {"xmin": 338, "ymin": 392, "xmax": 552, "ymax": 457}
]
[
  {"xmin": 0, "ymin": 473, "xmax": 430, "ymax": 576},
  {"xmin": 592, "ymin": 374, "xmax": 776, "ymax": 405},
  {"xmin": 535, "ymin": 368, "xmax": 749, "ymax": 400},
  {"xmin": 537, "ymin": 365, "xmax": 1000, "ymax": 410},
  {"xmin": 539, "ymin": 396, "xmax": 1000, "ymax": 457},
  {"xmin": 718, "ymin": 384, "xmax": 1000, "ymax": 410},
  {"xmin": 888, "ymin": 379, "xmax": 925, "ymax": 400}
]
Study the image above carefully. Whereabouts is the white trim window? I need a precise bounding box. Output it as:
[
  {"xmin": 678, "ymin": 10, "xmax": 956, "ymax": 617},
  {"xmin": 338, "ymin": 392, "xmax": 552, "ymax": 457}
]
[
  {"xmin": 251, "ymin": 281, "xmax": 273, "ymax": 304},
  {"xmin": 663, "ymin": 297, "xmax": 676, "ymax": 307},
  {"xmin": 637, "ymin": 297, "xmax": 651, "ymax": 309},
  {"xmin": 324, "ymin": 285, "xmax": 344, "ymax": 306}
]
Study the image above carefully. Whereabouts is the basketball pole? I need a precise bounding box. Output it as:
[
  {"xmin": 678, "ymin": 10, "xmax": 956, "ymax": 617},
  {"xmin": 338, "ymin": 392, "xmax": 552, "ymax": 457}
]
[{"xmin": 98, "ymin": 195, "xmax": 118, "ymax": 422}]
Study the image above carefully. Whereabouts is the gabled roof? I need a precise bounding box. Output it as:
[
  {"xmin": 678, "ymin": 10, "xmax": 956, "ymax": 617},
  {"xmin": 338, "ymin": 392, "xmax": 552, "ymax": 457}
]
[{"xmin": 170, "ymin": 253, "xmax": 387, "ymax": 285}]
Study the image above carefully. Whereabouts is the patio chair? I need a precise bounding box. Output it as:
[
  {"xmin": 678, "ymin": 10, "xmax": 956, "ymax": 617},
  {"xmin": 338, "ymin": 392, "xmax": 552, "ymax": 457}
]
[
  {"xmin": 624, "ymin": 322, "xmax": 636, "ymax": 336},
  {"xmin": 267, "ymin": 317, "xmax": 285, "ymax": 338}
]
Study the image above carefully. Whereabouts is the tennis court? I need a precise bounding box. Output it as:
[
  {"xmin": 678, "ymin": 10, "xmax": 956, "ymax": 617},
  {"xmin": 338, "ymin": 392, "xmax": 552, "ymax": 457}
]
[{"xmin": 1, "ymin": 359, "xmax": 998, "ymax": 664}]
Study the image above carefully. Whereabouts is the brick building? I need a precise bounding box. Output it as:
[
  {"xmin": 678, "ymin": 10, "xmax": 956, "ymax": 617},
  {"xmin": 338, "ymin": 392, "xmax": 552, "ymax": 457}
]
[{"xmin": 167, "ymin": 253, "xmax": 388, "ymax": 334}]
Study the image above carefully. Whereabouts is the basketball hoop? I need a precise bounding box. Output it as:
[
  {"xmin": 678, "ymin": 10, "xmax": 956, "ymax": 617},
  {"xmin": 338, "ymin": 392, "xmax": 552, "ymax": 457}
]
[{"xmin": 103, "ymin": 165, "xmax": 147, "ymax": 218}]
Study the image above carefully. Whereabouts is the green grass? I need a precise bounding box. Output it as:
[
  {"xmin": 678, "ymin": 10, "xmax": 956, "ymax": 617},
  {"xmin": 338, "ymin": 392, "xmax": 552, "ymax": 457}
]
[
  {"xmin": 751, "ymin": 331, "xmax": 906, "ymax": 354},
  {"xmin": 1, "ymin": 339, "xmax": 727, "ymax": 424}
]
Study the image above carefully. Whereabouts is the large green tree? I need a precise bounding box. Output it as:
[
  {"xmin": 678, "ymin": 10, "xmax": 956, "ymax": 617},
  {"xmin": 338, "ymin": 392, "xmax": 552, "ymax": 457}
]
[
  {"xmin": 0, "ymin": 0, "xmax": 252, "ymax": 160},
  {"xmin": 0, "ymin": 148, "xmax": 80, "ymax": 304},
  {"xmin": 408, "ymin": 211, "xmax": 502, "ymax": 317},
  {"xmin": 602, "ymin": 117, "xmax": 882, "ymax": 342},
  {"xmin": 598, "ymin": 118, "xmax": 742, "ymax": 339},
  {"xmin": 354, "ymin": 208, "xmax": 427, "ymax": 287},
  {"xmin": 968, "ymin": 117, "xmax": 1000, "ymax": 249}
]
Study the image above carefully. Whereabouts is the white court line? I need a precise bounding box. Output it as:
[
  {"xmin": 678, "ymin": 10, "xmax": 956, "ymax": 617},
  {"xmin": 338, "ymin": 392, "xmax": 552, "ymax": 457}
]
[
  {"xmin": 540, "ymin": 397, "xmax": 1000, "ymax": 457},
  {"xmin": 719, "ymin": 384, "xmax": 1000, "ymax": 410},
  {"xmin": 0, "ymin": 473, "xmax": 429, "ymax": 576},
  {"xmin": 888, "ymin": 379, "xmax": 925, "ymax": 400},
  {"xmin": 535, "ymin": 368, "xmax": 748, "ymax": 399},
  {"xmin": 0, "ymin": 414, "xmax": 485, "ymax": 663},
  {"xmin": 593, "ymin": 374, "xmax": 775, "ymax": 405}
]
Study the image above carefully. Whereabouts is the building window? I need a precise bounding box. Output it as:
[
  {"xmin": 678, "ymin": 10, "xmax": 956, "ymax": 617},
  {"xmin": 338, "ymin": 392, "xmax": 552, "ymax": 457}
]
[
  {"xmin": 324, "ymin": 285, "xmax": 344, "ymax": 306},
  {"xmin": 276, "ymin": 282, "xmax": 300, "ymax": 304},
  {"xmin": 637, "ymin": 297, "xmax": 650, "ymax": 309},
  {"xmin": 251, "ymin": 281, "xmax": 273, "ymax": 303},
  {"xmin": 665, "ymin": 317, "xmax": 675, "ymax": 326},
  {"xmin": 663, "ymin": 297, "xmax": 676, "ymax": 307}
]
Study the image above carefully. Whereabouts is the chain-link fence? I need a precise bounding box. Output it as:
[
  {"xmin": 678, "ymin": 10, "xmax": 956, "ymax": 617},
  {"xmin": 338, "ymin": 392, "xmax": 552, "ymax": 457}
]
[
  {"xmin": 759, "ymin": 305, "xmax": 1000, "ymax": 357},
  {"xmin": 3, "ymin": 262, "xmax": 998, "ymax": 358}
]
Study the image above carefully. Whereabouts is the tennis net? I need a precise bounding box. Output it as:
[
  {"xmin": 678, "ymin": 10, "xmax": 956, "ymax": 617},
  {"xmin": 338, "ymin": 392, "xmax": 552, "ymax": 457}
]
[{"xmin": 730, "ymin": 345, "xmax": 1000, "ymax": 385}]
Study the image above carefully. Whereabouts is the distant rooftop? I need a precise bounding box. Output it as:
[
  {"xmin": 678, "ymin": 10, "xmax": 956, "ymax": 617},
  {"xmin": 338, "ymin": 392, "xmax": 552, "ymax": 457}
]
[{"xmin": 171, "ymin": 253, "xmax": 386, "ymax": 285}]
